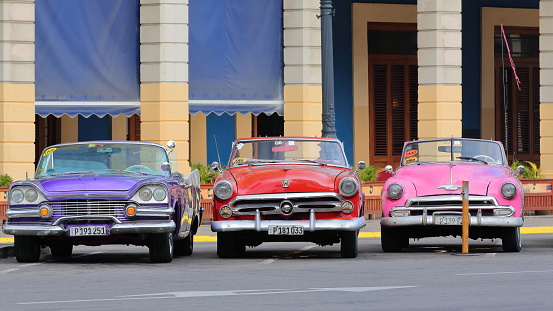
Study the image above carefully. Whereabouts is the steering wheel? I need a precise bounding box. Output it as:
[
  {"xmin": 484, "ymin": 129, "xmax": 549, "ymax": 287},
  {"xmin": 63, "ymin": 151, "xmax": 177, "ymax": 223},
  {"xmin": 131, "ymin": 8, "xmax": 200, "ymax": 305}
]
[
  {"xmin": 473, "ymin": 155, "xmax": 497, "ymax": 164},
  {"xmin": 125, "ymin": 165, "xmax": 155, "ymax": 174}
]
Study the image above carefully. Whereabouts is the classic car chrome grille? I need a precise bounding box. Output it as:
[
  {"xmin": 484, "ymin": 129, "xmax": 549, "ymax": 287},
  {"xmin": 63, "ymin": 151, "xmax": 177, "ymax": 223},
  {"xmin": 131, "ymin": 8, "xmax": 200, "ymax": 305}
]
[
  {"xmin": 50, "ymin": 200, "xmax": 127, "ymax": 219},
  {"xmin": 230, "ymin": 193, "xmax": 344, "ymax": 215},
  {"xmin": 405, "ymin": 195, "xmax": 498, "ymax": 216}
]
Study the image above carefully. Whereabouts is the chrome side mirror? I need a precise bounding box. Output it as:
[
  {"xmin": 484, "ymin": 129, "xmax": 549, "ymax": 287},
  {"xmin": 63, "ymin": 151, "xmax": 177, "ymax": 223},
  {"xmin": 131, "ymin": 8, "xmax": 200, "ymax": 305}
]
[
  {"xmin": 516, "ymin": 165, "xmax": 525, "ymax": 175},
  {"xmin": 385, "ymin": 165, "xmax": 394, "ymax": 174},
  {"xmin": 357, "ymin": 161, "xmax": 366, "ymax": 170},
  {"xmin": 211, "ymin": 161, "xmax": 221, "ymax": 172},
  {"xmin": 166, "ymin": 140, "xmax": 176, "ymax": 154},
  {"xmin": 161, "ymin": 161, "xmax": 171, "ymax": 172}
]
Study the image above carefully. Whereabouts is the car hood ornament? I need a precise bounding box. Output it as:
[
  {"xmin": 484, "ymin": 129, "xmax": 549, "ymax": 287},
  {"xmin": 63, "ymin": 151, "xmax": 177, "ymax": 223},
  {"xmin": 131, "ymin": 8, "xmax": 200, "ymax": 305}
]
[{"xmin": 282, "ymin": 179, "xmax": 290, "ymax": 188}]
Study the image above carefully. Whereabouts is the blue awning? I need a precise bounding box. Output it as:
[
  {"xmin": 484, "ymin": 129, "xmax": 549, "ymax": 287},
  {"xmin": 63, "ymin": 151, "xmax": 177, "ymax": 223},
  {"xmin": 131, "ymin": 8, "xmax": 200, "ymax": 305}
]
[
  {"xmin": 35, "ymin": 102, "xmax": 140, "ymax": 118},
  {"xmin": 189, "ymin": 0, "xmax": 284, "ymax": 116},
  {"xmin": 35, "ymin": 0, "xmax": 140, "ymax": 117}
]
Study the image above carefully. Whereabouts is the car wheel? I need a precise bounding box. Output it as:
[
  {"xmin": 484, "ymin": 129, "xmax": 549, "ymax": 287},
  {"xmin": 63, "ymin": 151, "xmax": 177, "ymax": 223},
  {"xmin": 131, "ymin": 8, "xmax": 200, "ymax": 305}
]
[
  {"xmin": 340, "ymin": 231, "xmax": 358, "ymax": 258},
  {"xmin": 174, "ymin": 234, "xmax": 194, "ymax": 256},
  {"xmin": 233, "ymin": 233, "xmax": 246, "ymax": 254},
  {"xmin": 381, "ymin": 227, "xmax": 404, "ymax": 252},
  {"xmin": 149, "ymin": 232, "xmax": 174, "ymax": 263},
  {"xmin": 14, "ymin": 236, "xmax": 41, "ymax": 263},
  {"xmin": 217, "ymin": 232, "xmax": 236, "ymax": 258},
  {"xmin": 502, "ymin": 227, "xmax": 521, "ymax": 252},
  {"xmin": 50, "ymin": 242, "xmax": 73, "ymax": 257}
]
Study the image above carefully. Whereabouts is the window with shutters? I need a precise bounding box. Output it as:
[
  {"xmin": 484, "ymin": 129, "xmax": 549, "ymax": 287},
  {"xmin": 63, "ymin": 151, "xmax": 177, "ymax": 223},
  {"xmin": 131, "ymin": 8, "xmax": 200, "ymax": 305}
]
[
  {"xmin": 494, "ymin": 26, "xmax": 539, "ymax": 165},
  {"xmin": 368, "ymin": 23, "xmax": 418, "ymax": 168}
]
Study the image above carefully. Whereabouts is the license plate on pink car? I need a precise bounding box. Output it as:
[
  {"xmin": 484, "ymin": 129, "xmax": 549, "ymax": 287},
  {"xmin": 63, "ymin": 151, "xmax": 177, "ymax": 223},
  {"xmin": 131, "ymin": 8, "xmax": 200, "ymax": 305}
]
[
  {"xmin": 268, "ymin": 225, "xmax": 304, "ymax": 235},
  {"xmin": 434, "ymin": 215, "xmax": 463, "ymax": 225}
]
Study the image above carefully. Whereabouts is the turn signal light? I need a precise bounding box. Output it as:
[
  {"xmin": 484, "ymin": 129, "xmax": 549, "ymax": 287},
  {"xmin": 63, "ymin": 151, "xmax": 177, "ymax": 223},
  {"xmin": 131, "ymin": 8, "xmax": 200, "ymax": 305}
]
[
  {"xmin": 125, "ymin": 204, "xmax": 137, "ymax": 218},
  {"xmin": 38, "ymin": 203, "xmax": 51, "ymax": 219}
]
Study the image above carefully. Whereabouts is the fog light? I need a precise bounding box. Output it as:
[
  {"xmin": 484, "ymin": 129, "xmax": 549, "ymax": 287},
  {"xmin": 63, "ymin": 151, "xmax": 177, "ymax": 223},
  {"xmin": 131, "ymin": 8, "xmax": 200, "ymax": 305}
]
[
  {"xmin": 494, "ymin": 208, "xmax": 513, "ymax": 216},
  {"xmin": 280, "ymin": 200, "xmax": 294, "ymax": 215},
  {"xmin": 341, "ymin": 201, "xmax": 354, "ymax": 213},
  {"xmin": 39, "ymin": 203, "xmax": 51, "ymax": 219},
  {"xmin": 125, "ymin": 204, "xmax": 137, "ymax": 218},
  {"xmin": 220, "ymin": 206, "xmax": 232, "ymax": 219},
  {"xmin": 390, "ymin": 210, "xmax": 410, "ymax": 217}
]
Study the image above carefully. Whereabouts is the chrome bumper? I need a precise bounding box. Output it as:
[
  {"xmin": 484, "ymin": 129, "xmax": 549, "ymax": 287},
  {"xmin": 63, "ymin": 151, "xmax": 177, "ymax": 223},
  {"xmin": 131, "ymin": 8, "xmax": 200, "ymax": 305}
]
[
  {"xmin": 2, "ymin": 221, "xmax": 176, "ymax": 236},
  {"xmin": 211, "ymin": 209, "xmax": 366, "ymax": 232},
  {"xmin": 380, "ymin": 215, "xmax": 523, "ymax": 227}
]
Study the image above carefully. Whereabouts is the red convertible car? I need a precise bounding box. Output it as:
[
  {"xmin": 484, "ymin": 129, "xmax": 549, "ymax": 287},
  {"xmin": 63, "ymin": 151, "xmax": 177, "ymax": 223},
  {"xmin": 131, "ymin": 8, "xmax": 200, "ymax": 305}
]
[{"xmin": 210, "ymin": 137, "xmax": 366, "ymax": 258}]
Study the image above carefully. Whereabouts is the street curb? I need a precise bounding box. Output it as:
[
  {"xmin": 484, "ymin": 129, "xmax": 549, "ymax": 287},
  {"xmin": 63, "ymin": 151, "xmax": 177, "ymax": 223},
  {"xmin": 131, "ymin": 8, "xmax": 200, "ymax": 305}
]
[{"xmin": 0, "ymin": 245, "xmax": 14, "ymax": 260}]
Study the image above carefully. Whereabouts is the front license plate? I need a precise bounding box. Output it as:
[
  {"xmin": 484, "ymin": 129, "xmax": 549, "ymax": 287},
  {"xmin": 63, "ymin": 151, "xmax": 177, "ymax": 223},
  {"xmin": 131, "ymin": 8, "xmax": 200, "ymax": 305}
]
[
  {"xmin": 69, "ymin": 225, "xmax": 108, "ymax": 237},
  {"xmin": 268, "ymin": 225, "xmax": 304, "ymax": 235},
  {"xmin": 434, "ymin": 215, "xmax": 462, "ymax": 226}
]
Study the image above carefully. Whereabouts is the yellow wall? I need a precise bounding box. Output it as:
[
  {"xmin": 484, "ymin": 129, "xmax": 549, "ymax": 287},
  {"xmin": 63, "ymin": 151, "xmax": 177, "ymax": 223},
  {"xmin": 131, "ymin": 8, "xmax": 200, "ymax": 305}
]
[
  {"xmin": 60, "ymin": 115, "xmax": 78, "ymax": 143},
  {"xmin": 352, "ymin": 3, "xmax": 417, "ymax": 165},
  {"xmin": 481, "ymin": 7, "xmax": 538, "ymax": 139},
  {"xmin": 141, "ymin": 83, "xmax": 191, "ymax": 174},
  {"xmin": 0, "ymin": 84, "xmax": 35, "ymax": 180}
]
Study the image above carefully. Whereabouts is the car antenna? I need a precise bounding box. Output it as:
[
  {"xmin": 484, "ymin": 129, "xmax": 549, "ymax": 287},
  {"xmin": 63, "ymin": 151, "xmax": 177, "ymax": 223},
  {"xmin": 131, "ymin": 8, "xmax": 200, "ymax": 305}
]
[{"xmin": 214, "ymin": 135, "xmax": 222, "ymax": 166}]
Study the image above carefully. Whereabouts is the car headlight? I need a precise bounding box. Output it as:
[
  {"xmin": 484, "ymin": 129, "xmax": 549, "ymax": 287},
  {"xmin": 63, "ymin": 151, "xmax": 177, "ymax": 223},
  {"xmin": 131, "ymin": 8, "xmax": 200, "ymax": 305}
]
[
  {"xmin": 139, "ymin": 188, "xmax": 153, "ymax": 201},
  {"xmin": 25, "ymin": 189, "xmax": 38, "ymax": 202},
  {"xmin": 153, "ymin": 187, "xmax": 167, "ymax": 201},
  {"xmin": 387, "ymin": 183, "xmax": 403, "ymax": 200},
  {"xmin": 501, "ymin": 182, "xmax": 517, "ymax": 199},
  {"xmin": 339, "ymin": 177, "xmax": 358, "ymax": 197},
  {"xmin": 10, "ymin": 188, "xmax": 24, "ymax": 203},
  {"xmin": 214, "ymin": 180, "xmax": 233, "ymax": 200}
]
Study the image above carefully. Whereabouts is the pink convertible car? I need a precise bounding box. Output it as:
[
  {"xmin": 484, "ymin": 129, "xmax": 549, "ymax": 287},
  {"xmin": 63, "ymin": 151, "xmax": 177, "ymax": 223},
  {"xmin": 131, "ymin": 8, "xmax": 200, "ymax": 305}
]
[{"xmin": 381, "ymin": 138, "xmax": 524, "ymax": 252}]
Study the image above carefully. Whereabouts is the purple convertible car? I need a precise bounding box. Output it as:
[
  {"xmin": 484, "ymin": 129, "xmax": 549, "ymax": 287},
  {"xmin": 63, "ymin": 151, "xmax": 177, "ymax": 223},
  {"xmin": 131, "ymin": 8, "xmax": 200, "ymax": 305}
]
[{"xmin": 2, "ymin": 141, "xmax": 202, "ymax": 263}]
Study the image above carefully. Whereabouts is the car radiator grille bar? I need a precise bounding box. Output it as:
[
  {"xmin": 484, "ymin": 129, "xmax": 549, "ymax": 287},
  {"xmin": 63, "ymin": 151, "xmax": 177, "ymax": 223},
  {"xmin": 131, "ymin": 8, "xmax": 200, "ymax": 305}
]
[{"xmin": 50, "ymin": 200, "xmax": 127, "ymax": 218}]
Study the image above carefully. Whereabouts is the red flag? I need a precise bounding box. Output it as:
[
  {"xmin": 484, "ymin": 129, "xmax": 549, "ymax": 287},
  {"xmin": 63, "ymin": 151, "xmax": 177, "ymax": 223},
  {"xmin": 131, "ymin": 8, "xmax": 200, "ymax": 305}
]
[{"xmin": 501, "ymin": 24, "xmax": 521, "ymax": 91}]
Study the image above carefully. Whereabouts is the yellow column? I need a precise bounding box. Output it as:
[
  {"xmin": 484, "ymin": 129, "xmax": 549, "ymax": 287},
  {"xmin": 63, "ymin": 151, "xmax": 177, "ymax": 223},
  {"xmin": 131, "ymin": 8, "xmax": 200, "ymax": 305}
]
[
  {"xmin": 140, "ymin": 0, "xmax": 190, "ymax": 174},
  {"xmin": 284, "ymin": 86, "xmax": 322, "ymax": 137},
  {"xmin": 283, "ymin": 1, "xmax": 322, "ymax": 137},
  {"xmin": 189, "ymin": 113, "xmax": 207, "ymax": 165},
  {"xmin": 141, "ymin": 85, "xmax": 190, "ymax": 174},
  {"xmin": 417, "ymin": 0, "xmax": 462, "ymax": 139},
  {"xmin": 0, "ymin": 1, "xmax": 35, "ymax": 180},
  {"xmin": 60, "ymin": 115, "xmax": 78, "ymax": 143},
  {"xmin": 540, "ymin": 0, "xmax": 553, "ymax": 178}
]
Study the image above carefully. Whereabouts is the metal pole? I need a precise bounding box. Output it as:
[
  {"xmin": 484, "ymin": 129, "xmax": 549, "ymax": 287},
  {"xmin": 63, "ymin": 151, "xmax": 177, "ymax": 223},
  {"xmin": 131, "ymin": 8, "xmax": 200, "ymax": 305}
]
[
  {"xmin": 319, "ymin": 0, "xmax": 337, "ymax": 138},
  {"xmin": 461, "ymin": 181, "xmax": 469, "ymax": 254}
]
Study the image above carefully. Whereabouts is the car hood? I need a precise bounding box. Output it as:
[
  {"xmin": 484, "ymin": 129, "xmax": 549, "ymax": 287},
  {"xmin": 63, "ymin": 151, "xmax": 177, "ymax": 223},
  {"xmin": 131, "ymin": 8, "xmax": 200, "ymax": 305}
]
[
  {"xmin": 395, "ymin": 163, "xmax": 512, "ymax": 196},
  {"xmin": 37, "ymin": 173, "xmax": 161, "ymax": 193},
  {"xmin": 228, "ymin": 164, "xmax": 347, "ymax": 195}
]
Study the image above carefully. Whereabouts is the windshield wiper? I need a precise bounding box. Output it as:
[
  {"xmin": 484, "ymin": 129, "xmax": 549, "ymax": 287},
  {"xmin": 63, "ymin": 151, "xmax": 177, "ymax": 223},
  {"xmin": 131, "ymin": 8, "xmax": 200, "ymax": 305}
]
[
  {"xmin": 293, "ymin": 159, "xmax": 327, "ymax": 165},
  {"xmin": 457, "ymin": 156, "xmax": 487, "ymax": 165}
]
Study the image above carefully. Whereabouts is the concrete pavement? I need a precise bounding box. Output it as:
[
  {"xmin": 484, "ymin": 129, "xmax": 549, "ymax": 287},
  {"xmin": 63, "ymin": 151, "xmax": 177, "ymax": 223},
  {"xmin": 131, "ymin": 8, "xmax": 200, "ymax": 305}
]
[{"xmin": 2, "ymin": 216, "xmax": 553, "ymax": 259}]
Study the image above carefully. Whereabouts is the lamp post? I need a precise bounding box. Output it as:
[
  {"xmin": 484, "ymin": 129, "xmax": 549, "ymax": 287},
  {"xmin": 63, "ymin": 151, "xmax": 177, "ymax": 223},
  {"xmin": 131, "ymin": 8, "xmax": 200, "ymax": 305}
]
[{"xmin": 319, "ymin": 0, "xmax": 337, "ymax": 138}]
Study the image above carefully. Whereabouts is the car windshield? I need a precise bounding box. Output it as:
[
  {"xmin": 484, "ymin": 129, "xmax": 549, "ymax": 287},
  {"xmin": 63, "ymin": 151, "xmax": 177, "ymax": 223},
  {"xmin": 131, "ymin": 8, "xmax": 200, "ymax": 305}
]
[
  {"xmin": 401, "ymin": 139, "xmax": 505, "ymax": 166},
  {"xmin": 36, "ymin": 143, "xmax": 170, "ymax": 177},
  {"xmin": 228, "ymin": 139, "xmax": 348, "ymax": 167}
]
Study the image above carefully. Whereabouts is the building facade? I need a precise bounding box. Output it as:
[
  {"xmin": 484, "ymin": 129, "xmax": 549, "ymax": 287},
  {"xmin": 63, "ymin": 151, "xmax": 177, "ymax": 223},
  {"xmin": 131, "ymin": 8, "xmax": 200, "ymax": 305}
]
[{"xmin": 0, "ymin": 0, "xmax": 550, "ymax": 181}]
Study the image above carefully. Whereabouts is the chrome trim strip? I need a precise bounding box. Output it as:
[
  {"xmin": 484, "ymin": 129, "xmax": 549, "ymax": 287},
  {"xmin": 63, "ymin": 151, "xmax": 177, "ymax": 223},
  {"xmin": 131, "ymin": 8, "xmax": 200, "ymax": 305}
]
[
  {"xmin": 406, "ymin": 195, "xmax": 499, "ymax": 207},
  {"xmin": 52, "ymin": 215, "xmax": 122, "ymax": 226},
  {"xmin": 309, "ymin": 209, "xmax": 315, "ymax": 232},
  {"xmin": 6, "ymin": 209, "xmax": 39, "ymax": 218},
  {"xmin": 211, "ymin": 216, "xmax": 366, "ymax": 232},
  {"xmin": 381, "ymin": 215, "xmax": 523, "ymax": 227},
  {"xmin": 255, "ymin": 209, "xmax": 261, "ymax": 232}
]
